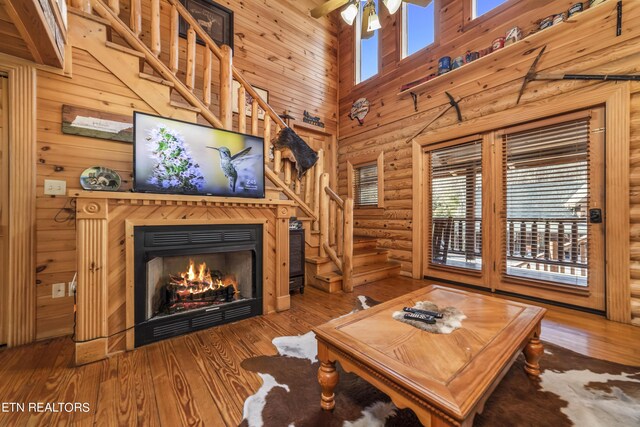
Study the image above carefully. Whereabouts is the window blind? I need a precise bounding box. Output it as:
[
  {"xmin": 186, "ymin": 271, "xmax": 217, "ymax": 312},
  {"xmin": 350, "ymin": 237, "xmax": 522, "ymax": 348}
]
[
  {"xmin": 353, "ymin": 163, "xmax": 379, "ymax": 207},
  {"xmin": 502, "ymin": 118, "xmax": 590, "ymax": 287},
  {"xmin": 430, "ymin": 140, "xmax": 482, "ymax": 270}
]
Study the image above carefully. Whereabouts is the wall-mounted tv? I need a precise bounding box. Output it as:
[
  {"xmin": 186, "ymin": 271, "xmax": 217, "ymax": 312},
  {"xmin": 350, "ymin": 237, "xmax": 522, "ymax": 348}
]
[{"xmin": 134, "ymin": 112, "xmax": 265, "ymax": 198}]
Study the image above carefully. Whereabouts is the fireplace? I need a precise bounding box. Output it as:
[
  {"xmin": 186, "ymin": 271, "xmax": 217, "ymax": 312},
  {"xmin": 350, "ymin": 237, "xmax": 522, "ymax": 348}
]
[{"xmin": 133, "ymin": 224, "xmax": 263, "ymax": 347}]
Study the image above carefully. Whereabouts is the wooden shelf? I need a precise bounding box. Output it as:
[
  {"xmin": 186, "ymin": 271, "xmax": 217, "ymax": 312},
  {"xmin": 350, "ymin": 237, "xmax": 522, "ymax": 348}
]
[
  {"xmin": 68, "ymin": 190, "xmax": 295, "ymax": 208},
  {"xmin": 397, "ymin": 1, "xmax": 610, "ymax": 97}
]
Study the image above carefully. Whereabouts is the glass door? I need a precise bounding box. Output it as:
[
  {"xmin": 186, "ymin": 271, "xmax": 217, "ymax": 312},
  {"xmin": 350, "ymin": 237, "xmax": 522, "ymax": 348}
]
[{"xmin": 494, "ymin": 109, "xmax": 605, "ymax": 311}]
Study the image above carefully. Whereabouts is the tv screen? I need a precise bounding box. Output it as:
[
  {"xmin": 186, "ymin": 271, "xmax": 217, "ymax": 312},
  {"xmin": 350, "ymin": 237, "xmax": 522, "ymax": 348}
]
[{"xmin": 134, "ymin": 112, "xmax": 265, "ymax": 198}]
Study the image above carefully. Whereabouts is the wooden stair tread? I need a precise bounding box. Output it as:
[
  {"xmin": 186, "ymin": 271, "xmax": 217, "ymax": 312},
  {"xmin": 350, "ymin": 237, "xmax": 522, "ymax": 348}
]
[
  {"xmin": 632, "ymin": 299, "xmax": 640, "ymax": 317},
  {"xmin": 105, "ymin": 41, "xmax": 145, "ymax": 58},
  {"xmin": 353, "ymin": 248, "xmax": 388, "ymax": 257},
  {"xmin": 169, "ymin": 100, "xmax": 201, "ymax": 113},
  {"xmin": 314, "ymin": 261, "xmax": 401, "ymax": 283},
  {"xmin": 353, "ymin": 261, "xmax": 401, "ymax": 276},
  {"xmin": 139, "ymin": 72, "xmax": 175, "ymax": 87}
]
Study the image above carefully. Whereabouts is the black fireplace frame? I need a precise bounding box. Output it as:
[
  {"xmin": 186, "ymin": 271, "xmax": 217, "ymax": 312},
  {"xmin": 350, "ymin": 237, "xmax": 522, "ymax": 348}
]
[{"xmin": 133, "ymin": 223, "xmax": 263, "ymax": 347}]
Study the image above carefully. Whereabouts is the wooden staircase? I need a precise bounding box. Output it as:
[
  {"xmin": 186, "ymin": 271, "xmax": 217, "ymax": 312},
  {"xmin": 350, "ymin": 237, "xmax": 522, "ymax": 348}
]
[
  {"xmin": 306, "ymin": 236, "xmax": 401, "ymax": 293},
  {"xmin": 68, "ymin": 0, "xmax": 400, "ymax": 292}
]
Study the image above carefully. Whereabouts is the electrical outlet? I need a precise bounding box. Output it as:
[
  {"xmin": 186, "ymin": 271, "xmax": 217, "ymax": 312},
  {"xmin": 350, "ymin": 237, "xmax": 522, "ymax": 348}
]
[
  {"xmin": 68, "ymin": 281, "xmax": 76, "ymax": 296},
  {"xmin": 52, "ymin": 283, "xmax": 66, "ymax": 298},
  {"xmin": 44, "ymin": 179, "xmax": 66, "ymax": 196}
]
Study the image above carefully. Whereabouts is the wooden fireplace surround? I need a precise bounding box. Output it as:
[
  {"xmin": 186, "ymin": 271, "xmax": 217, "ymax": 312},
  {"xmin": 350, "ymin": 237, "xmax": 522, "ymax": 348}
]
[{"xmin": 72, "ymin": 190, "xmax": 295, "ymax": 365}]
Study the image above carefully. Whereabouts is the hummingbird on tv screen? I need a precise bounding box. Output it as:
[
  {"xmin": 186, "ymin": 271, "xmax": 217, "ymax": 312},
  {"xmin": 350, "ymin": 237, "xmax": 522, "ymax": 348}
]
[{"xmin": 207, "ymin": 146, "xmax": 253, "ymax": 192}]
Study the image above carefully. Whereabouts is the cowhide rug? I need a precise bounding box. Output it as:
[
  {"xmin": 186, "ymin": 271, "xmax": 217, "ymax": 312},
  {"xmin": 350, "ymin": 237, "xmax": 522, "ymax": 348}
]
[{"xmin": 240, "ymin": 296, "xmax": 640, "ymax": 427}]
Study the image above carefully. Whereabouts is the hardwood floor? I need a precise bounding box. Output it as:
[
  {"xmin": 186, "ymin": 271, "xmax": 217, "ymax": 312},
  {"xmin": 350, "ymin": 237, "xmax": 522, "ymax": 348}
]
[{"xmin": 0, "ymin": 277, "xmax": 639, "ymax": 426}]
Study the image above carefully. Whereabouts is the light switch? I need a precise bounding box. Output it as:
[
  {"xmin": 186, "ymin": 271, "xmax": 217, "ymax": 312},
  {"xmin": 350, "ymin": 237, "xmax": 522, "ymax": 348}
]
[{"xmin": 44, "ymin": 179, "xmax": 66, "ymax": 196}]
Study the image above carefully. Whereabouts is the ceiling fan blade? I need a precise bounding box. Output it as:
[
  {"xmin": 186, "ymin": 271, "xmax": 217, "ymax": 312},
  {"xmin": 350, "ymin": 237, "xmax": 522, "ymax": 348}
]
[
  {"xmin": 403, "ymin": 0, "xmax": 433, "ymax": 6},
  {"xmin": 310, "ymin": 0, "xmax": 351, "ymax": 18}
]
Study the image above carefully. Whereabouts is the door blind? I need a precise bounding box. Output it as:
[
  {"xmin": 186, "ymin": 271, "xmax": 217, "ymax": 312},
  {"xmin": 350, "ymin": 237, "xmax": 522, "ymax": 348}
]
[
  {"xmin": 502, "ymin": 118, "xmax": 591, "ymax": 286},
  {"xmin": 430, "ymin": 140, "xmax": 482, "ymax": 270},
  {"xmin": 353, "ymin": 163, "xmax": 379, "ymax": 207}
]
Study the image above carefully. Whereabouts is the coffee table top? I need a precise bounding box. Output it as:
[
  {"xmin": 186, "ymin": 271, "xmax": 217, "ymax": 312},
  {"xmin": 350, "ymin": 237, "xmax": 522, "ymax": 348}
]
[{"xmin": 313, "ymin": 285, "xmax": 546, "ymax": 420}]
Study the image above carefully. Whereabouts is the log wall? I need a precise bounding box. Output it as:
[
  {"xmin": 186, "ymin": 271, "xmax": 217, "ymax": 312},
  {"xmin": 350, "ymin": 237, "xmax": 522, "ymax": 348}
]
[{"xmin": 336, "ymin": 0, "xmax": 640, "ymax": 323}]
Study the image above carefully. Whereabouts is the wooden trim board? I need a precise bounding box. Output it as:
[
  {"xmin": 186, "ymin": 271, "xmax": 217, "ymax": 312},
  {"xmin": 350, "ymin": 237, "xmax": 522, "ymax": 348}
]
[{"xmin": 0, "ymin": 59, "xmax": 37, "ymax": 346}]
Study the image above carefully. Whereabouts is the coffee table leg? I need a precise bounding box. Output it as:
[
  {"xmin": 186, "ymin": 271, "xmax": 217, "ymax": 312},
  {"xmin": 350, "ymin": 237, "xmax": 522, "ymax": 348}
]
[
  {"xmin": 318, "ymin": 360, "xmax": 339, "ymax": 410},
  {"xmin": 523, "ymin": 323, "xmax": 544, "ymax": 379}
]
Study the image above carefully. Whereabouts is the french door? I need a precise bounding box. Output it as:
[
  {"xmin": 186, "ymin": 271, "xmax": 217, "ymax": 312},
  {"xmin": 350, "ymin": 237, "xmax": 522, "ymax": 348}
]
[{"xmin": 424, "ymin": 108, "xmax": 606, "ymax": 311}]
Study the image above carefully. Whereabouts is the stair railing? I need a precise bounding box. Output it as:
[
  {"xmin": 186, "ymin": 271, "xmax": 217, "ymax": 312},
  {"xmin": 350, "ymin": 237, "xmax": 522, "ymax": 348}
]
[
  {"xmin": 319, "ymin": 173, "xmax": 354, "ymax": 292},
  {"xmin": 79, "ymin": 0, "xmax": 318, "ymax": 220}
]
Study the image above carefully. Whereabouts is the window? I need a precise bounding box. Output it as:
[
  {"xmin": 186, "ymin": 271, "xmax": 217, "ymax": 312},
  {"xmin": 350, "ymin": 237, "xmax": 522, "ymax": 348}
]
[
  {"xmin": 348, "ymin": 152, "xmax": 384, "ymax": 209},
  {"xmin": 430, "ymin": 140, "xmax": 482, "ymax": 271},
  {"xmin": 356, "ymin": 0, "xmax": 380, "ymax": 83},
  {"xmin": 472, "ymin": 0, "xmax": 508, "ymax": 19},
  {"xmin": 502, "ymin": 118, "xmax": 592, "ymax": 286},
  {"xmin": 354, "ymin": 163, "xmax": 379, "ymax": 207},
  {"xmin": 402, "ymin": 1, "xmax": 436, "ymax": 59}
]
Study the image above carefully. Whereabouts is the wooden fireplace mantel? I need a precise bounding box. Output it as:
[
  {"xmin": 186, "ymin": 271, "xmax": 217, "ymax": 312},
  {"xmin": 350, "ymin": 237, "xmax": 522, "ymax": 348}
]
[
  {"xmin": 71, "ymin": 192, "xmax": 294, "ymax": 365},
  {"xmin": 68, "ymin": 190, "xmax": 296, "ymax": 208}
]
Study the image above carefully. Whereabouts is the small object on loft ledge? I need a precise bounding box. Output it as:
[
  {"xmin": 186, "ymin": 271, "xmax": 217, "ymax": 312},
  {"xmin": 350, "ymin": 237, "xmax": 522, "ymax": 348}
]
[
  {"xmin": 451, "ymin": 56, "xmax": 465, "ymax": 70},
  {"xmin": 437, "ymin": 56, "xmax": 451, "ymax": 75},
  {"xmin": 392, "ymin": 300, "xmax": 466, "ymax": 334},
  {"xmin": 80, "ymin": 166, "xmax": 122, "ymax": 191},
  {"xmin": 505, "ymin": 26, "xmax": 522, "ymax": 46},
  {"xmin": 492, "ymin": 36, "xmax": 506, "ymax": 51},
  {"xmin": 271, "ymin": 127, "xmax": 319, "ymax": 179},
  {"xmin": 349, "ymin": 98, "xmax": 370, "ymax": 125}
]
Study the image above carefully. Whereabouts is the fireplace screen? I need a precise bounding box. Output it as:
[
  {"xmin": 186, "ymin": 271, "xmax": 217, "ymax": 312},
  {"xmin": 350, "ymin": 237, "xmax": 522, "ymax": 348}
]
[
  {"xmin": 134, "ymin": 224, "xmax": 263, "ymax": 347},
  {"xmin": 146, "ymin": 251, "xmax": 253, "ymax": 319}
]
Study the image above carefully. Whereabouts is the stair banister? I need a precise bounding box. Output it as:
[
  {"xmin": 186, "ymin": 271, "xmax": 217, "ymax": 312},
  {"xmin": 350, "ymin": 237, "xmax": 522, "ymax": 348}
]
[{"xmin": 319, "ymin": 172, "xmax": 354, "ymax": 292}]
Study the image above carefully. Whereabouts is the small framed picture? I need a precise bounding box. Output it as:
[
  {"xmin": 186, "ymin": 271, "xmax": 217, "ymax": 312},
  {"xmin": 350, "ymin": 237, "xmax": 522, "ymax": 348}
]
[
  {"xmin": 232, "ymin": 80, "xmax": 268, "ymax": 121},
  {"xmin": 179, "ymin": 0, "xmax": 233, "ymax": 51}
]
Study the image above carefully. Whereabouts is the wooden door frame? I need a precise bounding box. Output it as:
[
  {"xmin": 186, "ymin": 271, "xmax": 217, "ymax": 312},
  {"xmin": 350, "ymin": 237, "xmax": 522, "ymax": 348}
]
[
  {"xmin": 412, "ymin": 83, "xmax": 631, "ymax": 323},
  {"xmin": 0, "ymin": 57, "xmax": 37, "ymax": 346}
]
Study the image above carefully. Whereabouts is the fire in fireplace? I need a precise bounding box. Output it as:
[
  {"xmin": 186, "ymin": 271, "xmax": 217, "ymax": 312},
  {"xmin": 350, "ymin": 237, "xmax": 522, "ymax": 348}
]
[
  {"xmin": 134, "ymin": 224, "xmax": 263, "ymax": 347},
  {"xmin": 163, "ymin": 259, "xmax": 238, "ymax": 314}
]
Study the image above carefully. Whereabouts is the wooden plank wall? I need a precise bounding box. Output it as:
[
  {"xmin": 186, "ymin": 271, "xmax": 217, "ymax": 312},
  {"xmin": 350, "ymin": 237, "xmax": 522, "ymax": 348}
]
[
  {"xmin": 336, "ymin": 0, "xmax": 640, "ymax": 323},
  {"xmin": 35, "ymin": 0, "xmax": 338, "ymax": 340}
]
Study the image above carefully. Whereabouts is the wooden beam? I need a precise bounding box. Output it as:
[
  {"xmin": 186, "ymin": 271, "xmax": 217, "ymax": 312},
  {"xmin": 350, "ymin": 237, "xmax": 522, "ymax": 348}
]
[{"xmin": 4, "ymin": 0, "xmax": 65, "ymax": 67}]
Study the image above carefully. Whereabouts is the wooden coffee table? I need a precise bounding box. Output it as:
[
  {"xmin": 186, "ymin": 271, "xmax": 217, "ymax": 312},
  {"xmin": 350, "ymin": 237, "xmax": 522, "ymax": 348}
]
[{"xmin": 313, "ymin": 285, "xmax": 546, "ymax": 427}]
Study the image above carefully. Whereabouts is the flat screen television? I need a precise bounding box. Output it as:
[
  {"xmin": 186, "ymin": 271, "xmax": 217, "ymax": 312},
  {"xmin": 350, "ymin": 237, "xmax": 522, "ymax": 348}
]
[{"xmin": 133, "ymin": 112, "xmax": 265, "ymax": 198}]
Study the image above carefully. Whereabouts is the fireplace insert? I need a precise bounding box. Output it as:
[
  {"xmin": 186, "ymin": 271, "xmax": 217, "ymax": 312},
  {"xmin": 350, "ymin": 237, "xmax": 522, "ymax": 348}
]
[{"xmin": 133, "ymin": 224, "xmax": 263, "ymax": 347}]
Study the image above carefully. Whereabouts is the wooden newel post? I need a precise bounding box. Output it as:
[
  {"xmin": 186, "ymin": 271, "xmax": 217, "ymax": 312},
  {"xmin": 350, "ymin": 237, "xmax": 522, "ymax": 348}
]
[
  {"xmin": 169, "ymin": 5, "xmax": 179, "ymax": 73},
  {"xmin": 319, "ymin": 173, "xmax": 330, "ymax": 257},
  {"xmin": 220, "ymin": 45, "xmax": 233, "ymax": 129},
  {"xmin": 343, "ymin": 198, "xmax": 354, "ymax": 292},
  {"xmin": 313, "ymin": 149, "xmax": 324, "ymax": 232}
]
